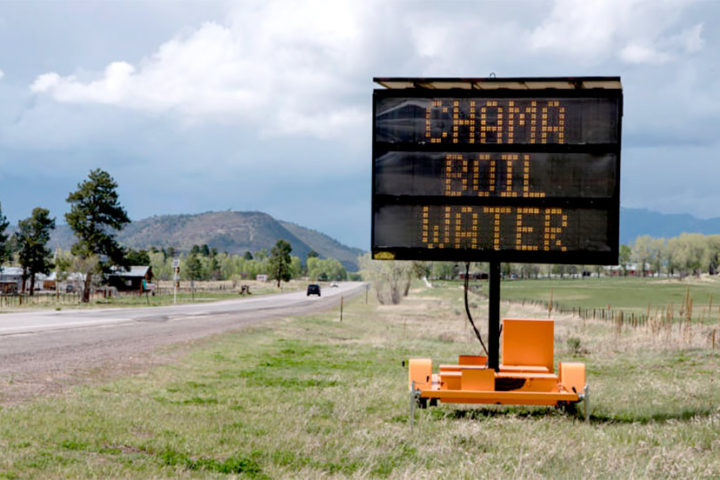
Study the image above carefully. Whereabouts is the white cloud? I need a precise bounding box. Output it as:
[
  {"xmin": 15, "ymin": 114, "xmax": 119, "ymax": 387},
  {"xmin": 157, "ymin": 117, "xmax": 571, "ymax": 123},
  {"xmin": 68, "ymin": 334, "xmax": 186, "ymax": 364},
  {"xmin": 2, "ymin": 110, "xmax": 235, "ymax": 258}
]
[
  {"xmin": 684, "ymin": 24, "xmax": 704, "ymax": 52},
  {"xmin": 28, "ymin": 3, "xmax": 371, "ymax": 138},
  {"xmin": 0, "ymin": 69, "xmax": 4, "ymax": 80},
  {"xmin": 620, "ymin": 44, "xmax": 671, "ymax": 65},
  {"xmin": 26, "ymin": 0, "xmax": 708, "ymax": 140},
  {"xmin": 31, "ymin": 72, "xmax": 60, "ymax": 92},
  {"xmin": 24, "ymin": 1, "xmax": 545, "ymax": 138},
  {"xmin": 531, "ymin": 1, "xmax": 624, "ymax": 56},
  {"xmin": 668, "ymin": 23, "xmax": 704, "ymax": 53},
  {"xmin": 31, "ymin": 24, "xmax": 262, "ymax": 114},
  {"xmin": 530, "ymin": 0, "xmax": 703, "ymax": 64}
]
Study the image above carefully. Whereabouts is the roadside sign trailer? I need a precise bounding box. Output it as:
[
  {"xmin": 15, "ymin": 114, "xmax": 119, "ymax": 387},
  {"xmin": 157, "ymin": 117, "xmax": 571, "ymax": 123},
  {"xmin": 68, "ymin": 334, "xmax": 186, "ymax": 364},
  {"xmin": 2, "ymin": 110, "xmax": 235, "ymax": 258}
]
[{"xmin": 371, "ymin": 77, "xmax": 623, "ymax": 419}]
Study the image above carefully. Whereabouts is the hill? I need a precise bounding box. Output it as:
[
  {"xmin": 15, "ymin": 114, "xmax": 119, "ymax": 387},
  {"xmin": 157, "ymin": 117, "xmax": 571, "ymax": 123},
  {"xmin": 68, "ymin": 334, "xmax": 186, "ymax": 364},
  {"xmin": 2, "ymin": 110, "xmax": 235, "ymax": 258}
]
[
  {"xmin": 620, "ymin": 208, "xmax": 720, "ymax": 245},
  {"xmin": 48, "ymin": 211, "xmax": 364, "ymax": 271}
]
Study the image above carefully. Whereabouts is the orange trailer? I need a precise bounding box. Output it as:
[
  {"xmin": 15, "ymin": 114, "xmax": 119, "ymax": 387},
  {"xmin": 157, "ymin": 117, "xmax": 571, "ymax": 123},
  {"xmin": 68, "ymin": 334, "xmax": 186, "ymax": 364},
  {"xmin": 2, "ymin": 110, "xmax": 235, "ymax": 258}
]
[{"xmin": 408, "ymin": 318, "xmax": 589, "ymax": 421}]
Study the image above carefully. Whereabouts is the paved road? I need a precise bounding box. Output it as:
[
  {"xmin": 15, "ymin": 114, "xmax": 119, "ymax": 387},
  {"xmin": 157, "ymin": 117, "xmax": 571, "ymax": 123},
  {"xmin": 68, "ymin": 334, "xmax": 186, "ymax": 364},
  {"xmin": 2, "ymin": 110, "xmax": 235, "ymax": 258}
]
[
  {"xmin": 0, "ymin": 282, "xmax": 367, "ymax": 404},
  {"xmin": 0, "ymin": 282, "xmax": 365, "ymax": 335}
]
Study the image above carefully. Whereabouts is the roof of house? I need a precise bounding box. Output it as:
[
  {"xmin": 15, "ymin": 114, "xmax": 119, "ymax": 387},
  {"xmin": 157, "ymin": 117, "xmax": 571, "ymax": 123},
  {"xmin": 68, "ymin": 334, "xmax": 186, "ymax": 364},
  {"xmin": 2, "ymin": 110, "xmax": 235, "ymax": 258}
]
[
  {"xmin": 110, "ymin": 266, "xmax": 151, "ymax": 278},
  {"xmin": 0, "ymin": 267, "xmax": 23, "ymax": 277}
]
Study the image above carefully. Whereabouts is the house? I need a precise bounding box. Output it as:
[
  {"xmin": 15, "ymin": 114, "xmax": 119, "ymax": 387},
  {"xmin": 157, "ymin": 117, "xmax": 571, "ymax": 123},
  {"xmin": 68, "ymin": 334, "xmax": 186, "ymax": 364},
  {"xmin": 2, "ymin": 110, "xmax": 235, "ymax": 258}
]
[
  {"xmin": 108, "ymin": 266, "xmax": 154, "ymax": 292},
  {"xmin": 0, "ymin": 267, "xmax": 22, "ymax": 294},
  {"xmin": 43, "ymin": 272, "xmax": 83, "ymax": 292},
  {"xmin": 604, "ymin": 263, "xmax": 654, "ymax": 277},
  {"xmin": 0, "ymin": 267, "xmax": 51, "ymax": 293}
]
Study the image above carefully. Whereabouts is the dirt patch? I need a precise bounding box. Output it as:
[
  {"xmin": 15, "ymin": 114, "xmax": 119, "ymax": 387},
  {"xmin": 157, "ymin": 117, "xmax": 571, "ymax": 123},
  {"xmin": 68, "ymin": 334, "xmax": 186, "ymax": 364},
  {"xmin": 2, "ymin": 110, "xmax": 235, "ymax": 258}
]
[{"xmin": 0, "ymin": 334, "xmax": 198, "ymax": 407}]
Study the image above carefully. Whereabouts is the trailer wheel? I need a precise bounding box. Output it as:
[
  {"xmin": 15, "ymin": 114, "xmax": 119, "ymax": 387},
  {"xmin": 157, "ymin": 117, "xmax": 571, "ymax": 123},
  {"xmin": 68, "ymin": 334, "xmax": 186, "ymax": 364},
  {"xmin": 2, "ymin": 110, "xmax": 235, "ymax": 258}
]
[{"xmin": 559, "ymin": 401, "xmax": 577, "ymax": 415}]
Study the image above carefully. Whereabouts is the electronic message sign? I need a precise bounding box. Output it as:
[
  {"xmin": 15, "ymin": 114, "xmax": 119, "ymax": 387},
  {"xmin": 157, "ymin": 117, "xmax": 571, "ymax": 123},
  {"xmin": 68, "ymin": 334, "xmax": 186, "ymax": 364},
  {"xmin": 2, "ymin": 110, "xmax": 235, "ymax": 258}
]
[{"xmin": 372, "ymin": 77, "xmax": 623, "ymax": 264}]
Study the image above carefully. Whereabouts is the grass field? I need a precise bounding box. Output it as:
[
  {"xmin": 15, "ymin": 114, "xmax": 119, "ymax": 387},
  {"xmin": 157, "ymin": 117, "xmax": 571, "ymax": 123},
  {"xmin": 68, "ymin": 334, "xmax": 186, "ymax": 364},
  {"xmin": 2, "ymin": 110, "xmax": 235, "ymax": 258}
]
[
  {"xmin": 500, "ymin": 275, "xmax": 720, "ymax": 312},
  {"xmin": 425, "ymin": 276, "xmax": 720, "ymax": 325},
  {"xmin": 1, "ymin": 279, "xmax": 719, "ymax": 478}
]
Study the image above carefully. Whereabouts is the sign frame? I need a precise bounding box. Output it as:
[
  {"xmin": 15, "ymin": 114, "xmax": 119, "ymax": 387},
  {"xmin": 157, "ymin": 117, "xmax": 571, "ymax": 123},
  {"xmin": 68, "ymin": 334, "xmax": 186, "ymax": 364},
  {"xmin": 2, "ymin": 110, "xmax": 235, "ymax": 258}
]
[{"xmin": 371, "ymin": 77, "xmax": 623, "ymax": 265}]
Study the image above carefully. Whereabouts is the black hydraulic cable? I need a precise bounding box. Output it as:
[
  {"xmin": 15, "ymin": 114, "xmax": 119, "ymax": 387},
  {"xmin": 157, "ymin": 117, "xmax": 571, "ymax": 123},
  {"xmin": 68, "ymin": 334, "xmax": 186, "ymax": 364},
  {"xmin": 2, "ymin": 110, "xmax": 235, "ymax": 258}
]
[{"xmin": 464, "ymin": 262, "xmax": 489, "ymax": 356}]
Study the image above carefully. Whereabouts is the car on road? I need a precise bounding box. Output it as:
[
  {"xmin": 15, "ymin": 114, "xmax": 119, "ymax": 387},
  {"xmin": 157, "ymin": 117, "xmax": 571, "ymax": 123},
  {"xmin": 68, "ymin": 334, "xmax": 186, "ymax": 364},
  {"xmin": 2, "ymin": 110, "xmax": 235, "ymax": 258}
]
[
  {"xmin": 330, "ymin": 281, "xmax": 339, "ymax": 288},
  {"xmin": 306, "ymin": 284, "xmax": 321, "ymax": 296}
]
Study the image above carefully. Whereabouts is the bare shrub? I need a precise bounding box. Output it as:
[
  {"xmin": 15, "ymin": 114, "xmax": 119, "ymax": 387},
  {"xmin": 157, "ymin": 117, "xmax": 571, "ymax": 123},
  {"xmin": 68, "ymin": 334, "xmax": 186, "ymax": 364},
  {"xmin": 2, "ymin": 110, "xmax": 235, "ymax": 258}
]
[{"xmin": 358, "ymin": 254, "xmax": 414, "ymax": 305}]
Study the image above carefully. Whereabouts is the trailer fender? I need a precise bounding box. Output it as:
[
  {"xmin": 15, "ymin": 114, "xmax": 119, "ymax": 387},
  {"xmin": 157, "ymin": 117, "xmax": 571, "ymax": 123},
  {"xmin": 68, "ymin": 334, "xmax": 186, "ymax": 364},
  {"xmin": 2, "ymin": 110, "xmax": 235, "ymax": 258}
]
[
  {"xmin": 558, "ymin": 362, "xmax": 586, "ymax": 397},
  {"xmin": 408, "ymin": 358, "xmax": 432, "ymax": 391}
]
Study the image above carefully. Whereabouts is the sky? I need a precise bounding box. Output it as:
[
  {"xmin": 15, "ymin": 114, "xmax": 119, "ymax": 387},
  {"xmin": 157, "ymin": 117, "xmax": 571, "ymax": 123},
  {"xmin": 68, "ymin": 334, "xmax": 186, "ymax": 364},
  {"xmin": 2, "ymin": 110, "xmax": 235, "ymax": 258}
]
[{"xmin": 0, "ymin": 0, "xmax": 718, "ymax": 250}]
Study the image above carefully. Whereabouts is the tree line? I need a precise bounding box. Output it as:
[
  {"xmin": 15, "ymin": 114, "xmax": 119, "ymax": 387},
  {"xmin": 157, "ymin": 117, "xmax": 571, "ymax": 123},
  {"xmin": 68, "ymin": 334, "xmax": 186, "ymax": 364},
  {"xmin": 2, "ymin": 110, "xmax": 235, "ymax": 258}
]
[
  {"xmin": 0, "ymin": 169, "xmax": 349, "ymax": 302},
  {"xmin": 358, "ymin": 233, "xmax": 720, "ymax": 305},
  {"xmin": 621, "ymin": 233, "xmax": 720, "ymax": 277},
  {"xmin": 418, "ymin": 234, "xmax": 720, "ymax": 280},
  {"xmin": 105, "ymin": 243, "xmax": 349, "ymax": 284},
  {"xmin": 407, "ymin": 233, "xmax": 720, "ymax": 282}
]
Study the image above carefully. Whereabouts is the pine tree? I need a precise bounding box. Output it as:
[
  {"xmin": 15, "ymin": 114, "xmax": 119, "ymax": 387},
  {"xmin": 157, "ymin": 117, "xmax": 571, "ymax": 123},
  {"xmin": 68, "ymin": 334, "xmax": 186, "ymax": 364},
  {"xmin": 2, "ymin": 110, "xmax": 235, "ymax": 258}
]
[
  {"xmin": 186, "ymin": 253, "xmax": 203, "ymax": 281},
  {"xmin": 66, "ymin": 169, "xmax": 130, "ymax": 302},
  {"xmin": 269, "ymin": 240, "xmax": 292, "ymax": 288},
  {"xmin": 16, "ymin": 207, "xmax": 55, "ymax": 295},
  {"xmin": 0, "ymin": 202, "xmax": 9, "ymax": 271}
]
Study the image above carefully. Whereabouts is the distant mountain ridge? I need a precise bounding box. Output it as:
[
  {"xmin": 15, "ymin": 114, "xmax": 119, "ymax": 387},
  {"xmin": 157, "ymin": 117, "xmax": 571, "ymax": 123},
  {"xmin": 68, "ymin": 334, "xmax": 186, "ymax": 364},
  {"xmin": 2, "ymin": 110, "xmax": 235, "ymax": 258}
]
[
  {"xmin": 620, "ymin": 207, "xmax": 720, "ymax": 245},
  {"xmin": 48, "ymin": 211, "xmax": 364, "ymax": 271}
]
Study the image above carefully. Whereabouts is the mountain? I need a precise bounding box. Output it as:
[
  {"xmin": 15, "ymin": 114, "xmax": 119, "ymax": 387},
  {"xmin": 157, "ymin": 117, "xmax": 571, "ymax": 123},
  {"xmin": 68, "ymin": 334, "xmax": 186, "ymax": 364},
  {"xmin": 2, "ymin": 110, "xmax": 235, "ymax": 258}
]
[
  {"xmin": 278, "ymin": 220, "xmax": 364, "ymax": 269},
  {"xmin": 48, "ymin": 211, "xmax": 364, "ymax": 271},
  {"xmin": 620, "ymin": 208, "xmax": 720, "ymax": 245}
]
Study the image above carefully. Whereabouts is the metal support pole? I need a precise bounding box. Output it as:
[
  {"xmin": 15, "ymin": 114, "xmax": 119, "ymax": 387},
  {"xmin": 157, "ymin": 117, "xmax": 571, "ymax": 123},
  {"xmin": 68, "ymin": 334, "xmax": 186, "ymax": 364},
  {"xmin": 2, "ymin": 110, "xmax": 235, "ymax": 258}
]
[
  {"xmin": 488, "ymin": 261, "xmax": 501, "ymax": 371},
  {"xmin": 409, "ymin": 380, "xmax": 416, "ymax": 430}
]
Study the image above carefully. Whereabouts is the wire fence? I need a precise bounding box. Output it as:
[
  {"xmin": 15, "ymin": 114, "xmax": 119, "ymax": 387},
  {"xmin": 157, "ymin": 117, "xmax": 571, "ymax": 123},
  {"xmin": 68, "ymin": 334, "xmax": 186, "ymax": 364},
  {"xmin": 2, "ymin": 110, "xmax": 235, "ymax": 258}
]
[
  {"xmin": 1, "ymin": 292, "xmax": 86, "ymax": 308},
  {"xmin": 471, "ymin": 289, "xmax": 720, "ymax": 349},
  {"xmin": 0, "ymin": 280, "xmax": 271, "ymax": 309}
]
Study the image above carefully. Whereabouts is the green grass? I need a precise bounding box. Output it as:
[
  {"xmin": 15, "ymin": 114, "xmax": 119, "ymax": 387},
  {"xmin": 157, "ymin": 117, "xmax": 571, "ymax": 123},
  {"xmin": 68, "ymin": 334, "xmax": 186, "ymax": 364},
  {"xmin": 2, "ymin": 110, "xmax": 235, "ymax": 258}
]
[
  {"xmin": 1, "ymin": 280, "xmax": 720, "ymax": 478},
  {"xmin": 500, "ymin": 276, "xmax": 720, "ymax": 312}
]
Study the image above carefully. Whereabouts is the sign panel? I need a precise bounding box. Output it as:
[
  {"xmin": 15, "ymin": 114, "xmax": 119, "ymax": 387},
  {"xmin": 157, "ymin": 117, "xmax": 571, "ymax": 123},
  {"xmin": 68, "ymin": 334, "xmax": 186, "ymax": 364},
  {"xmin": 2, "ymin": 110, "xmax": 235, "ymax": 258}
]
[
  {"xmin": 375, "ymin": 96, "xmax": 620, "ymax": 145},
  {"xmin": 371, "ymin": 77, "xmax": 623, "ymax": 264}
]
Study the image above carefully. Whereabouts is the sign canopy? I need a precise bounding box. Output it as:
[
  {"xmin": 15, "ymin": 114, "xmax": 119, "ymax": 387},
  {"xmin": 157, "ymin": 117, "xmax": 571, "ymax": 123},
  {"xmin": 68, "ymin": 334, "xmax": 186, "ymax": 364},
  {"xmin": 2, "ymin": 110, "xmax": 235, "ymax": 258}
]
[{"xmin": 372, "ymin": 76, "xmax": 623, "ymax": 265}]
